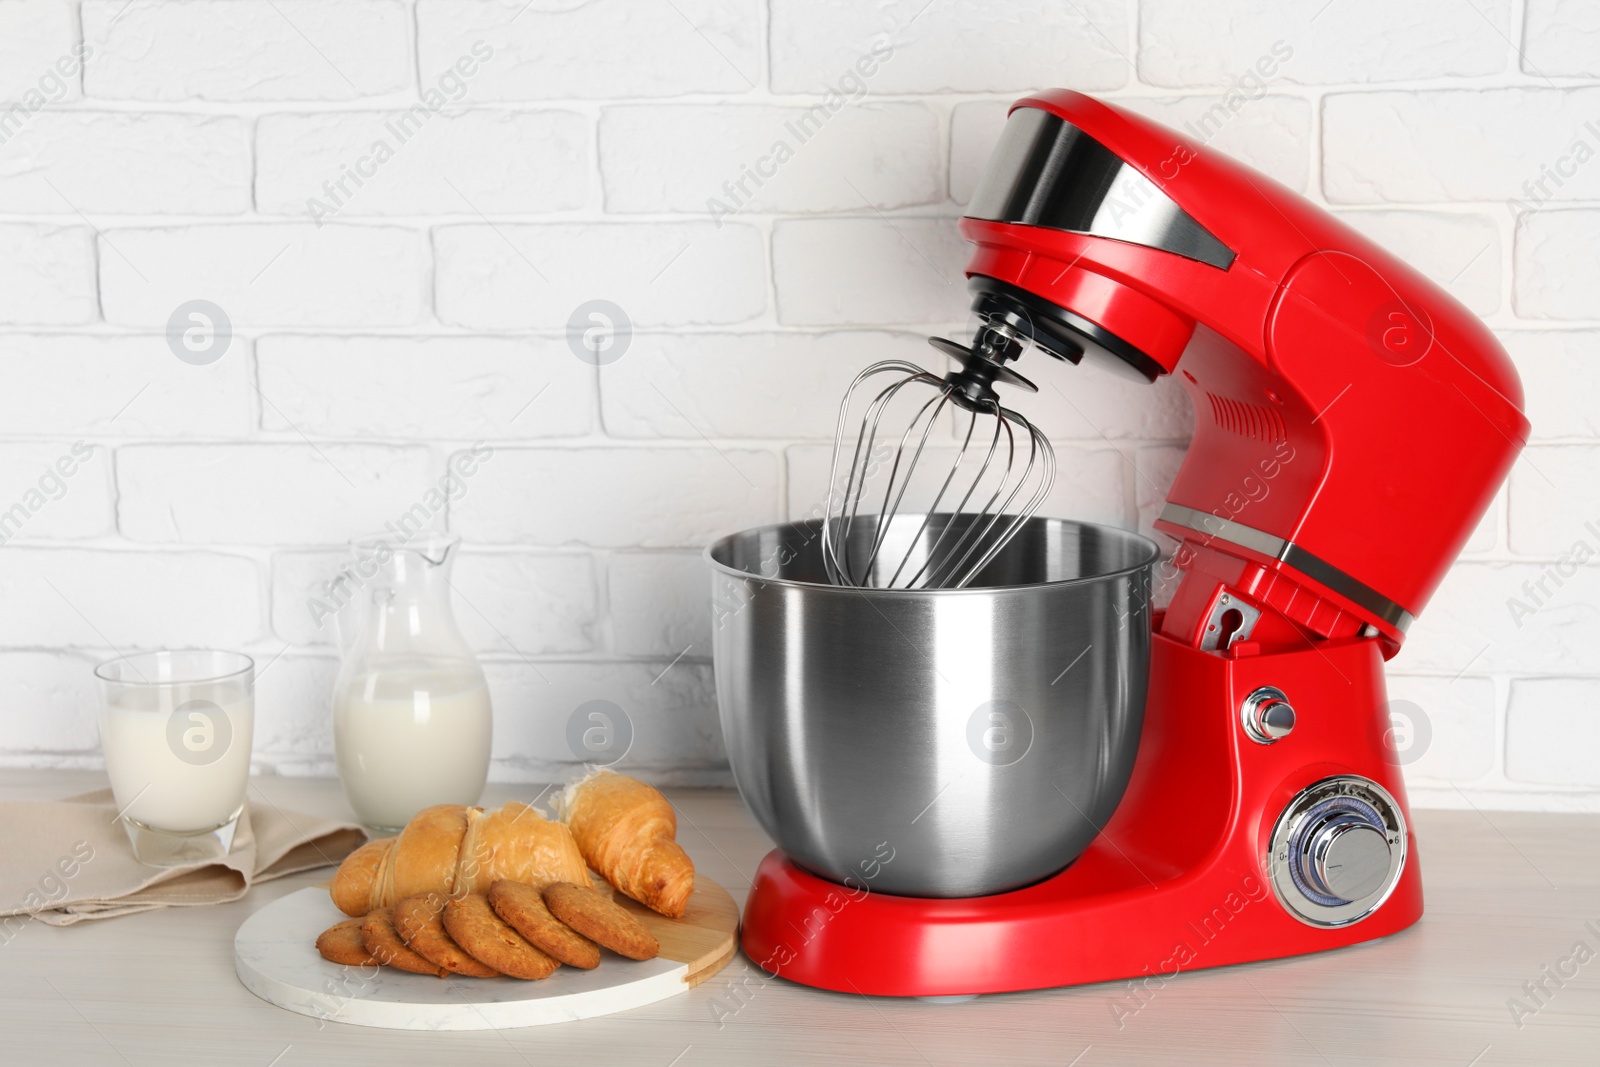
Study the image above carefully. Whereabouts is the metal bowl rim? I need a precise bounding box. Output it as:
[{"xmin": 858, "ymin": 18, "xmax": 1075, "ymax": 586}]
[{"xmin": 703, "ymin": 514, "xmax": 1161, "ymax": 596}]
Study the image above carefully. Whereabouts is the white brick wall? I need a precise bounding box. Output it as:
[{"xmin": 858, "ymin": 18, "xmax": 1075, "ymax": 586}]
[
  {"xmin": 255, "ymin": 335, "xmax": 594, "ymax": 439},
  {"xmin": 1323, "ymin": 89, "xmax": 1600, "ymax": 203},
  {"xmin": 417, "ymin": 0, "xmax": 763, "ymax": 101},
  {"xmin": 1507, "ymin": 677, "xmax": 1600, "ymax": 785},
  {"xmin": 769, "ymin": 0, "xmax": 1130, "ymax": 94},
  {"xmin": 0, "ymin": 335, "xmax": 253, "ymax": 437},
  {"xmin": 1521, "ymin": 0, "xmax": 1600, "ymax": 78},
  {"xmin": 452, "ymin": 447, "xmax": 780, "ymax": 548},
  {"xmin": 0, "ymin": 443, "xmax": 112, "ymax": 540},
  {"xmin": 1514, "ymin": 209, "xmax": 1600, "ymax": 319},
  {"xmin": 0, "ymin": 0, "xmax": 1593, "ymax": 807},
  {"xmin": 433, "ymin": 222, "xmax": 766, "ymax": 329},
  {"xmin": 256, "ymin": 110, "xmax": 590, "ymax": 217},
  {"xmin": 1504, "ymin": 331, "xmax": 1600, "ymax": 437},
  {"xmin": 100, "ymin": 224, "xmax": 426, "ymax": 326},
  {"xmin": 599, "ymin": 103, "xmax": 943, "ymax": 213},
  {"xmin": 0, "ymin": 650, "xmax": 101, "ymax": 758},
  {"xmin": 0, "ymin": 225, "xmax": 96, "ymax": 324},
  {"xmin": 608, "ymin": 552, "xmax": 713, "ymax": 659},
  {"xmin": 599, "ymin": 331, "xmax": 933, "ymax": 439},
  {"xmin": 83, "ymin": 1, "xmax": 413, "ymax": 102},
  {"xmin": 772, "ymin": 218, "xmax": 969, "ymax": 323},
  {"xmin": 116, "ymin": 443, "xmax": 438, "ymax": 544},
  {"xmin": 1138, "ymin": 1, "xmax": 1511, "ymax": 85},
  {"xmin": 0, "ymin": 0, "xmax": 80, "ymax": 104},
  {"xmin": 0, "ymin": 113, "xmax": 251, "ymax": 214},
  {"xmin": 0, "ymin": 548, "xmax": 261, "ymax": 648}
]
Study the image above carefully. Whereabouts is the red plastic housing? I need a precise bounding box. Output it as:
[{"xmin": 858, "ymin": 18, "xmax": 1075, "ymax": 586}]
[{"xmin": 961, "ymin": 91, "xmax": 1529, "ymax": 653}]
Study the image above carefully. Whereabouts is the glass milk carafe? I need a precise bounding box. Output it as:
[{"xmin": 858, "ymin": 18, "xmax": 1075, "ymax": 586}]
[{"xmin": 332, "ymin": 533, "xmax": 492, "ymax": 833}]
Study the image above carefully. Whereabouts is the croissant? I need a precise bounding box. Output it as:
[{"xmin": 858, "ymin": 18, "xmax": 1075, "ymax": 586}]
[
  {"xmin": 559, "ymin": 770, "xmax": 695, "ymax": 919},
  {"xmin": 330, "ymin": 802, "xmax": 589, "ymax": 917}
]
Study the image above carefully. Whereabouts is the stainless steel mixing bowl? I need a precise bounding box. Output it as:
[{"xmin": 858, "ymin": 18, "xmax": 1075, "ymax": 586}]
[{"xmin": 707, "ymin": 514, "xmax": 1158, "ymax": 898}]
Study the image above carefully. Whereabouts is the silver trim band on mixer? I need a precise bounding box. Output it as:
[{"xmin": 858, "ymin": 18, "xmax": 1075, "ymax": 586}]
[
  {"xmin": 965, "ymin": 108, "xmax": 1237, "ymax": 270},
  {"xmin": 1157, "ymin": 504, "xmax": 1415, "ymax": 633}
]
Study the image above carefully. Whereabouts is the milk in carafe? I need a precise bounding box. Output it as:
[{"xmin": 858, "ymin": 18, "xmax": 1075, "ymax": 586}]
[
  {"xmin": 334, "ymin": 666, "xmax": 491, "ymax": 831},
  {"xmin": 331, "ymin": 533, "xmax": 492, "ymax": 832}
]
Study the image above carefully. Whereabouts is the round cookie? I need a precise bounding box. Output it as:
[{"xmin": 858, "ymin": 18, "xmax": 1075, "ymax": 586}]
[
  {"xmin": 488, "ymin": 880, "xmax": 602, "ymax": 970},
  {"xmin": 316, "ymin": 917, "xmax": 377, "ymax": 967},
  {"xmin": 393, "ymin": 893, "xmax": 500, "ymax": 978},
  {"xmin": 361, "ymin": 907, "xmax": 450, "ymax": 977},
  {"xmin": 542, "ymin": 881, "xmax": 660, "ymax": 961},
  {"xmin": 442, "ymin": 892, "xmax": 560, "ymax": 980}
]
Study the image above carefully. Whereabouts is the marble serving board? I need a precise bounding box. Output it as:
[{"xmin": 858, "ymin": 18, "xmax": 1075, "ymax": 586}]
[{"xmin": 234, "ymin": 880, "xmax": 739, "ymax": 1030}]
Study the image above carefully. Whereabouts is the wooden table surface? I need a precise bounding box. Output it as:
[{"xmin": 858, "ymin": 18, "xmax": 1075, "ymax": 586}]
[{"xmin": 3, "ymin": 769, "xmax": 1598, "ymax": 1066}]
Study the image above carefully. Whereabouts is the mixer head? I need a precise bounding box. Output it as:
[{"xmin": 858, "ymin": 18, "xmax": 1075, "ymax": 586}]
[
  {"xmin": 945, "ymin": 90, "xmax": 1527, "ymax": 652},
  {"xmin": 821, "ymin": 326, "xmax": 1055, "ymax": 591}
]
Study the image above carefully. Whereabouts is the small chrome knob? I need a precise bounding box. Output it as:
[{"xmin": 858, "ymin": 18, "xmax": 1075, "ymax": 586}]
[
  {"xmin": 1305, "ymin": 814, "xmax": 1392, "ymax": 902},
  {"xmin": 1241, "ymin": 686, "xmax": 1295, "ymax": 744}
]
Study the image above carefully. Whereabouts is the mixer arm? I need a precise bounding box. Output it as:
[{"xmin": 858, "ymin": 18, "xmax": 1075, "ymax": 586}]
[{"xmin": 947, "ymin": 89, "xmax": 1529, "ymax": 657}]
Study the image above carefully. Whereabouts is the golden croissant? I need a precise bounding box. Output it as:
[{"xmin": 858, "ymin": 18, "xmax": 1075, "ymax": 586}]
[
  {"xmin": 330, "ymin": 801, "xmax": 588, "ymax": 917},
  {"xmin": 558, "ymin": 770, "xmax": 695, "ymax": 919}
]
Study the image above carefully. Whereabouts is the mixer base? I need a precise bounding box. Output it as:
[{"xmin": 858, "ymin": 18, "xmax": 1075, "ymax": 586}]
[{"xmin": 738, "ymin": 630, "xmax": 1425, "ymax": 996}]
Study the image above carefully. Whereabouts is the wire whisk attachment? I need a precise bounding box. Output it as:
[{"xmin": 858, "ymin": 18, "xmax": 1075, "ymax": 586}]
[{"xmin": 821, "ymin": 330, "xmax": 1056, "ymax": 590}]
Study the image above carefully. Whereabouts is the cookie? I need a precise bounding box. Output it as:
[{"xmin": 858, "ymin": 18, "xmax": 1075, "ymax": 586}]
[
  {"xmin": 488, "ymin": 880, "xmax": 602, "ymax": 970},
  {"xmin": 393, "ymin": 893, "xmax": 500, "ymax": 978},
  {"xmin": 361, "ymin": 907, "xmax": 450, "ymax": 977},
  {"xmin": 442, "ymin": 892, "xmax": 560, "ymax": 980},
  {"xmin": 542, "ymin": 881, "xmax": 660, "ymax": 961},
  {"xmin": 316, "ymin": 917, "xmax": 377, "ymax": 967}
]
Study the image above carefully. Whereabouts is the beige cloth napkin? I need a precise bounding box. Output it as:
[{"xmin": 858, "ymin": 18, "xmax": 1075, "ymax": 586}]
[{"xmin": 0, "ymin": 789, "xmax": 366, "ymax": 927}]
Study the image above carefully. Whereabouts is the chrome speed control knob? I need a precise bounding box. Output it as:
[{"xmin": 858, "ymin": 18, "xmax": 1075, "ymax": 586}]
[
  {"xmin": 1241, "ymin": 686, "xmax": 1295, "ymax": 744},
  {"xmin": 1304, "ymin": 813, "xmax": 1392, "ymax": 902},
  {"xmin": 1268, "ymin": 776, "xmax": 1407, "ymax": 928}
]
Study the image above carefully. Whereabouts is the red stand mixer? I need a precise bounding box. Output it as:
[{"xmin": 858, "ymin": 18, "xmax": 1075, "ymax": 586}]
[{"xmin": 719, "ymin": 91, "xmax": 1530, "ymax": 996}]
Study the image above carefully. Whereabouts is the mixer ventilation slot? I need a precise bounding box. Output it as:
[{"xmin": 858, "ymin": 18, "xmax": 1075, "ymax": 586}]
[{"xmin": 1207, "ymin": 394, "xmax": 1286, "ymax": 443}]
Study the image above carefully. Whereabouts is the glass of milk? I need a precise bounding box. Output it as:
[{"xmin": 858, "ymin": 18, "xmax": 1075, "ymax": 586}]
[
  {"xmin": 94, "ymin": 650, "xmax": 255, "ymax": 867},
  {"xmin": 332, "ymin": 532, "xmax": 492, "ymax": 834}
]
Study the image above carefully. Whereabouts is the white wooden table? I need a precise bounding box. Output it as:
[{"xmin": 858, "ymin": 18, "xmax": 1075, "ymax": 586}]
[{"xmin": 3, "ymin": 769, "xmax": 1597, "ymax": 1066}]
